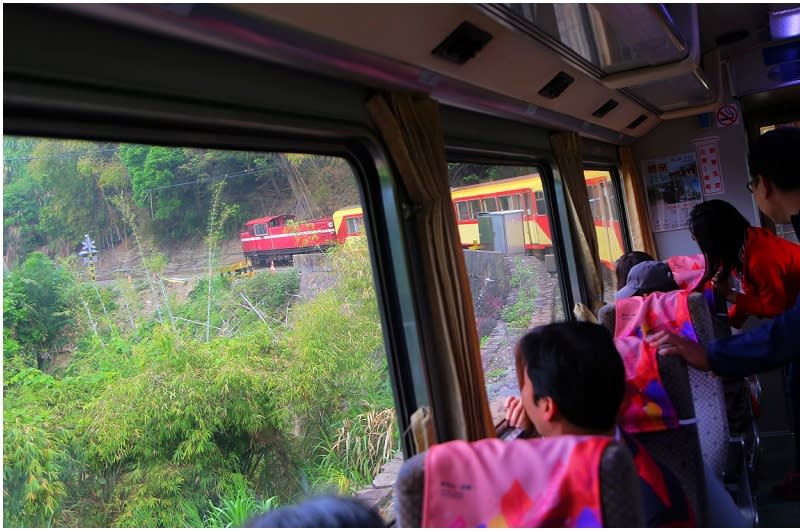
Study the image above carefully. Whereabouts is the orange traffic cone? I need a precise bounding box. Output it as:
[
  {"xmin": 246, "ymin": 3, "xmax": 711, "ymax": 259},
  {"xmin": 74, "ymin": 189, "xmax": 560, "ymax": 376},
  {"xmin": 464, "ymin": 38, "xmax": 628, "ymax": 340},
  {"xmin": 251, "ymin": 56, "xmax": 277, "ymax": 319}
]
[{"xmin": 270, "ymin": 260, "xmax": 276, "ymax": 274}]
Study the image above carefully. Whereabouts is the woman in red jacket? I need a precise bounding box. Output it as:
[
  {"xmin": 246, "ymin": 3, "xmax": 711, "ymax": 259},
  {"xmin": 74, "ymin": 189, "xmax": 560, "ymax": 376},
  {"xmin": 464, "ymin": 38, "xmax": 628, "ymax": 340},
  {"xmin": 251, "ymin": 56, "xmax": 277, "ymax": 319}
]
[{"xmin": 689, "ymin": 199, "xmax": 800, "ymax": 328}]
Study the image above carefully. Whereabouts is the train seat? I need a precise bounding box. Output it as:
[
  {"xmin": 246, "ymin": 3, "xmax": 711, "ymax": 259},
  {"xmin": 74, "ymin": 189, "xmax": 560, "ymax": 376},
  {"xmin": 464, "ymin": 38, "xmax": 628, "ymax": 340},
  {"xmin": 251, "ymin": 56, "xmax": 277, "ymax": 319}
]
[
  {"xmin": 393, "ymin": 436, "xmax": 644, "ymax": 527},
  {"xmin": 598, "ymin": 298, "xmax": 710, "ymax": 525},
  {"xmin": 598, "ymin": 290, "xmax": 759, "ymax": 525},
  {"xmin": 685, "ymin": 293, "xmax": 731, "ymax": 480}
]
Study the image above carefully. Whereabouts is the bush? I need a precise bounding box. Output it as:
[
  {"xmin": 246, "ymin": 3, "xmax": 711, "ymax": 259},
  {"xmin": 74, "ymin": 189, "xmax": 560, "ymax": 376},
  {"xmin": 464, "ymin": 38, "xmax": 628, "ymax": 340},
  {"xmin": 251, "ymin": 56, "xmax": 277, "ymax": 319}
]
[
  {"xmin": 501, "ymin": 258, "xmax": 538, "ymax": 329},
  {"xmin": 3, "ymin": 369, "xmax": 70, "ymax": 527},
  {"xmin": 77, "ymin": 326, "xmax": 298, "ymax": 526},
  {"xmin": 3, "ymin": 253, "xmax": 74, "ymax": 367}
]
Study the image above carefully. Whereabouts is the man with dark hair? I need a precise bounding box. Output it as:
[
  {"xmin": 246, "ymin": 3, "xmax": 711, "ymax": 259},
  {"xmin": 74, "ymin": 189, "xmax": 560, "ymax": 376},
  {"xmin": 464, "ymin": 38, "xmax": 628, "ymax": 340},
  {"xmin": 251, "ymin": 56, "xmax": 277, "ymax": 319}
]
[
  {"xmin": 505, "ymin": 321, "xmax": 696, "ymax": 527},
  {"xmin": 614, "ymin": 251, "xmax": 656, "ymax": 292},
  {"xmin": 650, "ymin": 127, "xmax": 800, "ymax": 498}
]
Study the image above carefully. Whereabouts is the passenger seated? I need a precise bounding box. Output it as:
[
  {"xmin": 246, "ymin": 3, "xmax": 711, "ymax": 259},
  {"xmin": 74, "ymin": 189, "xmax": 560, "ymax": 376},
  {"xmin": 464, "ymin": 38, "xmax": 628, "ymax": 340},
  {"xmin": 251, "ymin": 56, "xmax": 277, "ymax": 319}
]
[
  {"xmin": 247, "ymin": 495, "xmax": 385, "ymax": 528},
  {"xmin": 504, "ymin": 322, "xmax": 695, "ymax": 527},
  {"xmin": 614, "ymin": 251, "xmax": 655, "ymax": 292},
  {"xmin": 615, "ymin": 260, "xmax": 680, "ymax": 300}
]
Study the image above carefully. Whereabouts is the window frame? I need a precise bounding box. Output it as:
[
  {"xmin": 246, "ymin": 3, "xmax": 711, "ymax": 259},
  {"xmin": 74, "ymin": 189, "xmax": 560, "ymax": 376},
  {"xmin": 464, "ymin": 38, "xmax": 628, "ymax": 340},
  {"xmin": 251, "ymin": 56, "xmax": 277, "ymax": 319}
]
[
  {"xmin": 534, "ymin": 190, "xmax": 547, "ymax": 215},
  {"xmin": 3, "ymin": 90, "xmax": 430, "ymax": 460},
  {"xmin": 583, "ymin": 164, "xmax": 632, "ymax": 254},
  {"xmin": 445, "ymin": 146, "xmax": 577, "ymax": 320}
]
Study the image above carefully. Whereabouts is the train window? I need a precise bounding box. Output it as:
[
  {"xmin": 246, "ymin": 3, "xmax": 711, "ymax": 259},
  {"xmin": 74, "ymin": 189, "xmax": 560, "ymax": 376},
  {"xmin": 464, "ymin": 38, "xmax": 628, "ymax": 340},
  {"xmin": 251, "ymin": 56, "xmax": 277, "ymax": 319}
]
[
  {"xmin": 513, "ymin": 194, "xmax": 523, "ymax": 210},
  {"xmin": 345, "ymin": 216, "xmax": 363, "ymax": 235},
  {"xmin": 584, "ymin": 169, "xmax": 627, "ymax": 303},
  {"xmin": 447, "ymin": 163, "xmax": 567, "ymax": 424},
  {"xmin": 3, "ymin": 136, "xmax": 399, "ymax": 526},
  {"xmin": 534, "ymin": 191, "xmax": 547, "ymax": 215},
  {"xmin": 523, "ymin": 192, "xmax": 533, "ymax": 215},
  {"xmin": 499, "ymin": 195, "xmax": 512, "ymax": 211},
  {"xmin": 604, "ymin": 182, "xmax": 621, "ymax": 222},
  {"xmin": 254, "ymin": 223, "xmax": 268, "ymax": 236},
  {"xmin": 456, "ymin": 200, "xmax": 472, "ymax": 221},
  {"xmin": 587, "ymin": 185, "xmax": 602, "ymax": 219},
  {"xmin": 469, "ymin": 199, "xmax": 482, "ymax": 220},
  {"xmin": 483, "ymin": 197, "xmax": 498, "ymax": 212}
]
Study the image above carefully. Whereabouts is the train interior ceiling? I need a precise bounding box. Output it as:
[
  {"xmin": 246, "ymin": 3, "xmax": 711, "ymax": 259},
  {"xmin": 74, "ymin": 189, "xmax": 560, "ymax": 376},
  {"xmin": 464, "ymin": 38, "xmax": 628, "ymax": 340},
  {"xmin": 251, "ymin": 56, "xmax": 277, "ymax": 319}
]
[{"xmin": 4, "ymin": 2, "xmax": 800, "ymax": 528}]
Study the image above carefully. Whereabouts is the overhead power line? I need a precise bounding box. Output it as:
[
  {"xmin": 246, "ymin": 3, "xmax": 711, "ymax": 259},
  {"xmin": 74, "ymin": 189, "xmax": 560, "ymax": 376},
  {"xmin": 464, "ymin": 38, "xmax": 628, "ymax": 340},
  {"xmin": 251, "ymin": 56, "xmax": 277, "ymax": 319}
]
[
  {"xmin": 146, "ymin": 167, "xmax": 261, "ymax": 192},
  {"xmin": 3, "ymin": 147, "xmax": 119, "ymax": 163}
]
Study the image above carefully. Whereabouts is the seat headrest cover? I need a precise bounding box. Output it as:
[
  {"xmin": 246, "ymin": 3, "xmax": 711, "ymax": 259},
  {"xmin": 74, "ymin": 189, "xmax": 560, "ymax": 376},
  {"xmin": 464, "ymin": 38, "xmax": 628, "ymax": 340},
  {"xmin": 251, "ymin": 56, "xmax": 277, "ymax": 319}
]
[
  {"xmin": 614, "ymin": 290, "xmax": 697, "ymax": 433},
  {"xmin": 422, "ymin": 436, "xmax": 610, "ymax": 527},
  {"xmin": 665, "ymin": 254, "xmax": 705, "ymax": 291}
]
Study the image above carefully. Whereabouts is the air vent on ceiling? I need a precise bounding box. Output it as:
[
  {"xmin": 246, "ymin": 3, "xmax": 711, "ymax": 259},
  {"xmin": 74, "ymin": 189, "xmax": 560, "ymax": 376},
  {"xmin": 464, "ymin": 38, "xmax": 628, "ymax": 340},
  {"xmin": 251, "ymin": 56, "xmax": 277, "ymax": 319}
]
[
  {"xmin": 538, "ymin": 72, "xmax": 574, "ymax": 99},
  {"xmin": 592, "ymin": 99, "xmax": 619, "ymax": 118},
  {"xmin": 431, "ymin": 21, "xmax": 492, "ymax": 65},
  {"xmin": 627, "ymin": 114, "xmax": 648, "ymax": 129}
]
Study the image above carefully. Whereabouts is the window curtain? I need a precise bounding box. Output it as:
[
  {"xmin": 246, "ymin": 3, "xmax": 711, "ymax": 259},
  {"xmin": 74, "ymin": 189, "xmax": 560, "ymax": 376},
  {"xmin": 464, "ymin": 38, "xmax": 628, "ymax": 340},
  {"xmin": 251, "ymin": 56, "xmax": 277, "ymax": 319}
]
[
  {"xmin": 550, "ymin": 131, "xmax": 605, "ymax": 312},
  {"xmin": 619, "ymin": 145, "xmax": 658, "ymax": 258},
  {"xmin": 366, "ymin": 92, "xmax": 494, "ymax": 442}
]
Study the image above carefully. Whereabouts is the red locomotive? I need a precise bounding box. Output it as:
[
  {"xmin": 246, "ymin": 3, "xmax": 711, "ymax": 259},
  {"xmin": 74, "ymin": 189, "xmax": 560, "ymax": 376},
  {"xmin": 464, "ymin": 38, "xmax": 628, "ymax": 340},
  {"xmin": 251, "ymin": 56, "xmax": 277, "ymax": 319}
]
[{"xmin": 239, "ymin": 214, "xmax": 336, "ymax": 266}]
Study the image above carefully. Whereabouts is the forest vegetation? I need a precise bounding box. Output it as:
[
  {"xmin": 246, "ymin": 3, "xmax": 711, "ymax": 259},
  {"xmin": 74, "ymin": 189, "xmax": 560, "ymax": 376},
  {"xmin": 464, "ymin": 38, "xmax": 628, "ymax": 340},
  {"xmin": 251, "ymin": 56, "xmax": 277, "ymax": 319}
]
[{"xmin": 3, "ymin": 137, "xmax": 392, "ymax": 527}]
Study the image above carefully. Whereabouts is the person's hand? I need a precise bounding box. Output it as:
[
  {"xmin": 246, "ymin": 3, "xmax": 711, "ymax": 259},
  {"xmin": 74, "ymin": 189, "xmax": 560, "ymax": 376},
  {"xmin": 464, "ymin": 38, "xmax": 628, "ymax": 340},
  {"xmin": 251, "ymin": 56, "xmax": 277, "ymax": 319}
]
[
  {"xmin": 712, "ymin": 273, "xmax": 731, "ymax": 294},
  {"xmin": 504, "ymin": 396, "xmax": 533, "ymax": 431},
  {"xmin": 712, "ymin": 274, "xmax": 737, "ymax": 303},
  {"xmin": 647, "ymin": 330, "xmax": 712, "ymax": 371}
]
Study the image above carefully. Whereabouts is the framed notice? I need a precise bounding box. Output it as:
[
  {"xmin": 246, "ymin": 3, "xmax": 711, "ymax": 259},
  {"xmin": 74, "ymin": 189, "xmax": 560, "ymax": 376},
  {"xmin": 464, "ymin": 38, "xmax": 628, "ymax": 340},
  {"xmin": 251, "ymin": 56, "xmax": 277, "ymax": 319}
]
[
  {"xmin": 693, "ymin": 137, "xmax": 725, "ymax": 195},
  {"xmin": 642, "ymin": 152, "xmax": 703, "ymax": 233}
]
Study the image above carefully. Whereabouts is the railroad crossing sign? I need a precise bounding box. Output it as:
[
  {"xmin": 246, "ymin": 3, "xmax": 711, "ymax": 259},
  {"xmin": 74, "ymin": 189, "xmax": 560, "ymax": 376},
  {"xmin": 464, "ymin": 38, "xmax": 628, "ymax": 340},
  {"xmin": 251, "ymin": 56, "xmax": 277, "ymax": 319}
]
[
  {"xmin": 78, "ymin": 234, "xmax": 98, "ymax": 262},
  {"xmin": 78, "ymin": 234, "xmax": 98, "ymax": 280}
]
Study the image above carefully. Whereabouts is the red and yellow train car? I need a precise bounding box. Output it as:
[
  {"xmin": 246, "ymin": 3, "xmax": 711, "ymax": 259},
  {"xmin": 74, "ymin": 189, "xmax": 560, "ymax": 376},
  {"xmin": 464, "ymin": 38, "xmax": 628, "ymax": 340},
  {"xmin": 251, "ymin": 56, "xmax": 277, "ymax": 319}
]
[
  {"xmin": 239, "ymin": 214, "xmax": 336, "ymax": 266},
  {"xmin": 251, "ymin": 172, "xmax": 625, "ymax": 267}
]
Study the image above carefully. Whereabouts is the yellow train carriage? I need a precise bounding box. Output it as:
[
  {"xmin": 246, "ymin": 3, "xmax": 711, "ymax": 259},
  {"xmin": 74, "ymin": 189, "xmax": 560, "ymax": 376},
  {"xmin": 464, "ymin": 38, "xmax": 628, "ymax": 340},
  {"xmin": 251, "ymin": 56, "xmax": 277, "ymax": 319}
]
[
  {"xmin": 584, "ymin": 170, "xmax": 625, "ymax": 268},
  {"xmin": 450, "ymin": 174, "xmax": 553, "ymax": 252},
  {"xmin": 332, "ymin": 205, "xmax": 365, "ymax": 241},
  {"xmin": 334, "ymin": 172, "xmax": 623, "ymax": 266}
]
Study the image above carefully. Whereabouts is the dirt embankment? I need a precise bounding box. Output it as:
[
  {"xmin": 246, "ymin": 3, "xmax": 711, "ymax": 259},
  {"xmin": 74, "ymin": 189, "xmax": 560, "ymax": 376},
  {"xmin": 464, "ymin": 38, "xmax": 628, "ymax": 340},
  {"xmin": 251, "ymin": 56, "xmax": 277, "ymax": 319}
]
[{"xmin": 93, "ymin": 237, "xmax": 245, "ymax": 280}]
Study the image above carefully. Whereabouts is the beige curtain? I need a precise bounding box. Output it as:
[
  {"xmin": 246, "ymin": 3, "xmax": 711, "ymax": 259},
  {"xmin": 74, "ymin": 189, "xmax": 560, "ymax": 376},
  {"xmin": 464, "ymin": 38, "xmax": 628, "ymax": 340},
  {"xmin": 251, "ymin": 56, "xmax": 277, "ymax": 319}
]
[
  {"xmin": 367, "ymin": 93, "xmax": 494, "ymax": 442},
  {"xmin": 619, "ymin": 146, "xmax": 658, "ymax": 258},
  {"xmin": 550, "ymin": 131, "xmax": 604, "ymax": 312}
]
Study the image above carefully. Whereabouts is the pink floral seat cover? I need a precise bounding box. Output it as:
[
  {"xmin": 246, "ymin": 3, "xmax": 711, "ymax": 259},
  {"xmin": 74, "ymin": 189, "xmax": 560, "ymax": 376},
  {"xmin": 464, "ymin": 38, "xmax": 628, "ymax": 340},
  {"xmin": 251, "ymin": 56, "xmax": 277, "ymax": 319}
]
[
  {"xmin": 614, "ymin": 290, "xmax": 697, "ymax": 433},
  {"xmin": 666, "ymin": 253, "xmax": 706, "ymax": 291},
  {"xmin": 666, "ymin": 254, "xmax": 717, "ymax": 314},
  {"xmin": 423, "ymin": 436, "xmax": 612, "ymax": 528}
]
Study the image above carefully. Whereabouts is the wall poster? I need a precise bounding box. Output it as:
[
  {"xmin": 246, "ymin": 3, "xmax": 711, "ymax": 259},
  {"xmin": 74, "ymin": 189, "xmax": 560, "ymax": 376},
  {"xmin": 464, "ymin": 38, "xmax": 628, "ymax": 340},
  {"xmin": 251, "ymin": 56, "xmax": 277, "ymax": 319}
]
[
  {"xmin": 642, "ymin": 152, "xmax": 703, "ymax": 232},
  {"xmin": 693, "ymin": 137, "xmax": 725, "ymax": 195}
]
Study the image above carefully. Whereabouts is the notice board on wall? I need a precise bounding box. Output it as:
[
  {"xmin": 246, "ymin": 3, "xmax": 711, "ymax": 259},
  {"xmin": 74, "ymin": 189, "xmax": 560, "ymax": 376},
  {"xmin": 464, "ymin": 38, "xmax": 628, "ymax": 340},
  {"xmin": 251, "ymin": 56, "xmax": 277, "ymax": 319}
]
[{"xmin": 642, "ymin": 152, "xmax": 703, "ymax": 233}]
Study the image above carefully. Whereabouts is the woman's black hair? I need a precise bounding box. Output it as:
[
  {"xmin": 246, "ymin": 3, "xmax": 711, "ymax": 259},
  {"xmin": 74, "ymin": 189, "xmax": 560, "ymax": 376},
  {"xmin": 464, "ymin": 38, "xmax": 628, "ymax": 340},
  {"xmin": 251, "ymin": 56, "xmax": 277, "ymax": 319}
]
[
  {"xmin": 614, "ymin": 251, "xmax": 655, "ymax": 289},
  {"xmin": 248, "ymin": 496, "xmax": 385, "ymax": 528},
  {"xmin": 689, "ymin": 200, "xmax": 750, "ymax": 283}
]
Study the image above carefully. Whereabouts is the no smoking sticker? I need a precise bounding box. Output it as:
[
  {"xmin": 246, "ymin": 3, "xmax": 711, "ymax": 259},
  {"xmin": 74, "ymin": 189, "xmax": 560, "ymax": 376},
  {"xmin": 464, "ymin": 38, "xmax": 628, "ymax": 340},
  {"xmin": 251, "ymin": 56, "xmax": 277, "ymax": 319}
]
[{"xmin": 716, "ymin": 104, "xmax": 740, "ymax": 128}]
